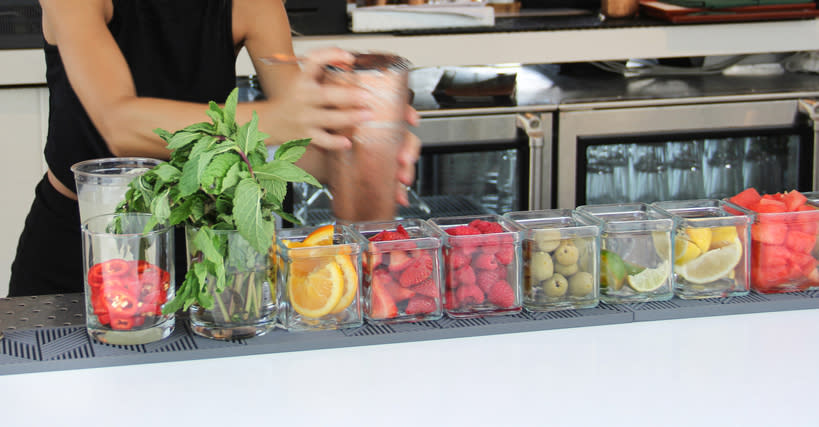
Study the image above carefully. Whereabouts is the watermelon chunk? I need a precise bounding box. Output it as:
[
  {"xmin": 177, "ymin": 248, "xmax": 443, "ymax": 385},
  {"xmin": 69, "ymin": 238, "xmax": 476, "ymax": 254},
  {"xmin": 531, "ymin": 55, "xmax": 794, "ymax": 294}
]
[
  {"xmin": 783, "ymin": 190, "xmax": 808, "ymax": 212},
  {"xmin": 753, "ymin": 243, "xmax": 789, "ymax": 267},
  {"xmin": 750, "ymin": 222, "xmax": 788, "ymax": 245},
  {"xmin": 730, "ymin": 187, "xmax": 762, "ymax": 209},
  {"xmin": 784, "ymin": 230, "xmax": 816, "ymax": 254}
]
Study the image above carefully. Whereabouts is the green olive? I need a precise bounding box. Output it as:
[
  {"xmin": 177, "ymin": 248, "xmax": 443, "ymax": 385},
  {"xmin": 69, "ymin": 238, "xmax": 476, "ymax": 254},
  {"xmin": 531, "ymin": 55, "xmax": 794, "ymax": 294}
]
[
  {"xmin": 568, "ymin": 272, "xmax": 594, "ymax": 297},
  {"xmin": 554, "ymin": 241, "xmax": 579, "ymax": 265},
  {"xmin": 542, "ymin": 273, "xmax": 568, "ymax": 297},
  {"xmin": 529, "ymin": 250, "xmax": 554, "ymax": 282},
  {"xmin": 554, "ymin": 262, "xmax": 578, "ymax": 276},
  {"xmin": 534, "ymin": 229, "xmax": 561, "ymax": 252}
]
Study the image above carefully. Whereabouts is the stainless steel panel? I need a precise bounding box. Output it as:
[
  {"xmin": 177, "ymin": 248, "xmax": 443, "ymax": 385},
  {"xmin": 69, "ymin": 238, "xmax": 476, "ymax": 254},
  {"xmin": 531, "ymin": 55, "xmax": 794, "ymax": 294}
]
[
  {"xmin": 557, "ymin": 99, "xmax": 803, "ymax": 209},
  {"xmin": 413, "ymin": 114, "xmax": 521, "ymax": 146}
]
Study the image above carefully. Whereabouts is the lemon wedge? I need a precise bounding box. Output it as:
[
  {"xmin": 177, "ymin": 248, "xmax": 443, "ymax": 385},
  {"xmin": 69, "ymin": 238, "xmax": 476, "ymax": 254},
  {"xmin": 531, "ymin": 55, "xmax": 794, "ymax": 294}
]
[
  {"xmin": 674, "ymin": 237, "xmax": 702, "ymax": 266},
  {"xmin": 685, "ymin": 227, "xmax": 712, "ymax": 254},
  {"xmin": 676, "ymin": 237, "xmax": 742, "ymax": 284},
  {"xmin": 627, "ymin": 261, "xmax": 669, "ymax": 293},
  {"xmin": 709, "ymin": 226, "xmax": 739, "ymax": 250}
]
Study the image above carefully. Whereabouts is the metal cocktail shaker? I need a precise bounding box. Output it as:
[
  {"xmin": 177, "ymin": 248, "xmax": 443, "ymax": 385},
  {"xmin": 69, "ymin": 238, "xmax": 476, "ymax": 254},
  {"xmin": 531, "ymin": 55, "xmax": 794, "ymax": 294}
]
[{"xmin": 324, "ymin": 52, "xmax": 411, "ymax": 223}]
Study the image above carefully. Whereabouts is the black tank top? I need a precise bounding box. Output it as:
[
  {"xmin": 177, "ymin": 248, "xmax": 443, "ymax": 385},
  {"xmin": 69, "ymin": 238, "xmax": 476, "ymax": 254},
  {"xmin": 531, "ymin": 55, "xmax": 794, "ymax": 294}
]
[{"xmin": 44, "ymin": 0, "xmax": 236, "ymax": 193}]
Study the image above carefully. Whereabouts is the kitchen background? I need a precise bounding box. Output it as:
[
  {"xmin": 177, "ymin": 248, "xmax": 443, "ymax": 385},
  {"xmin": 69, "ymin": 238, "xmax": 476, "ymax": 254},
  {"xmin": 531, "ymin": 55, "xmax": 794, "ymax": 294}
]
[{"xmin": 2, "ymin": 0, "xmax": 819, "ymax": 296}]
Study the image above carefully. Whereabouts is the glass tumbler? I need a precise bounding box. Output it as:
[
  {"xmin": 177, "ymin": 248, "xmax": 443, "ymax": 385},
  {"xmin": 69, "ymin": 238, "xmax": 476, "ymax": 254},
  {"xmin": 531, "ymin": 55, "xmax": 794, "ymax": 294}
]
[
  {"xmin": 323, "ymin": 53, "xmax": 412, "ymax": 223},
  {"xmin": 82, "ymin": 213, "xmax": 175, "ymax": 345},
  {"xmin": 72, "ymin": 157, "xmax": 161, "ymax": 224}
]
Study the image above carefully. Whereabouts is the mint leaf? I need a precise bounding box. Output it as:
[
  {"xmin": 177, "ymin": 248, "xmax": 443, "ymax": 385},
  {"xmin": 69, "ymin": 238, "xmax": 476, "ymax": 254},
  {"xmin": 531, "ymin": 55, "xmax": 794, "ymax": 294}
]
[
  {"xmin": 167, "ymin": 131, "xmax": 201, "ymax": 151},
  {"xmin": 233, "ymin": 178, "xmax": 272, "ymax": 254},
  {"xmin": 256, "ymin": 160, "xmax": 321, "ymax": 188},
  {"xmin": 275, "ymin": 138, "xmax": 311, "ymax": 163}
]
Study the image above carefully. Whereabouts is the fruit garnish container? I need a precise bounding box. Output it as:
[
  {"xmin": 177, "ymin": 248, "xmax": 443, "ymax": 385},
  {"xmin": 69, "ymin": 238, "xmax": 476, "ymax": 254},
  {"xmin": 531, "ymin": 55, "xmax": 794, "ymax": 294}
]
[
  {"xmin": 574, "ymin": 203, "xmax": 674, "ymax": 304},
  {"xmin": 427, "ymin": 214, "xmax": 523, "ymax": 318},
  {"xmin": 348, "ymin": 219, "xmax": 444, "ymax": 324},
  {"xmin": 723, "ymin": 198, "xmax": 819, "ymax": 294},
  {"xmin": 503, "ymin": 209, "xmax": 601, "ymax": 312},
  {"xmin": 275, "ymin": 224, "xmax": 363, "ymax": 331},
  {"xmin": 652, "ymin": 199, "xmax": 751, "ymax": 299}
]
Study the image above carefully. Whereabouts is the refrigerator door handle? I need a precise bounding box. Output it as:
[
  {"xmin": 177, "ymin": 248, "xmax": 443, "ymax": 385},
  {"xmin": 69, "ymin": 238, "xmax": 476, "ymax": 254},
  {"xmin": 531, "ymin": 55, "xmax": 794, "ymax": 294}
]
[
  {"xmin": 798, "ymin": 99, "xmax": 819, "ymax": 191},
  {"xmin": 517, "ymin": 113, "xmax": 547, "ymax": 210}
]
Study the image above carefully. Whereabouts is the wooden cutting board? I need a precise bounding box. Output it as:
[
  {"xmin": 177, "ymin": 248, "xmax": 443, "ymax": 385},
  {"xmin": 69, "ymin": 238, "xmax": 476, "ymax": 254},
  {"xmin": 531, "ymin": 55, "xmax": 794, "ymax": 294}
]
[{"xmin": 639, "ymin": 0, "xmax": 819, "ymax": 23}]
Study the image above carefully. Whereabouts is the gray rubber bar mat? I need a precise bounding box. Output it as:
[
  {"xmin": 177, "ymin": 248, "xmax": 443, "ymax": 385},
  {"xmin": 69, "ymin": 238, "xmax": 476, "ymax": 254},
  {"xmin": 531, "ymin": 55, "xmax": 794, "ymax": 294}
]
[{"xmin": 2, "ymin": 291, "xmax": 819, "ymax": 375}]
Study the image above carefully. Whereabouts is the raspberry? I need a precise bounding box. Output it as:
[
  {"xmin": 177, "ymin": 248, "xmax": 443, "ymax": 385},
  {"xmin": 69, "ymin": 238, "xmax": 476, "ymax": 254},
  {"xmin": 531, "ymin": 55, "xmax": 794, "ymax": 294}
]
[
  {"xmin": 454, "ymin": 265, "xmax": 476, "ymax": 288},
  {"xmin": 447, "ymin": 225, "xmax": 481, "ymax": 236},
  {"xmin": 473, "ymin": 253, "xmax": 498, "ymax": 271},
  {"xmin": 447, "ymin": 249, "xmax": 470, "ymax": 270},
  {"xmin": 470, "ymin": 219, "xmax": 504, "ymax": 234},
  {"xmin": 399, "ymin": 254, "xmax": 434, "ymax": 287},
  {"xmin": 411, "ymin": 278, "xmax": 439, "ymax": 299},
  {"xmin": 476, "ymin": 269, "xmax": 501, "ymax": 295},
  {"xmin": 455, "ymin": 283, "xmax": 484, "ymax": 306},
  {"xmin": 405, "ymin": 295, "xmax": 437, "ymax": 315},
  {"xmin": 495, "ymin": 245, "xmax": 515, "ymax": 265},
  {"xmin": 487, "ymin": 280, "xmax": 516, "ymax": 308}
]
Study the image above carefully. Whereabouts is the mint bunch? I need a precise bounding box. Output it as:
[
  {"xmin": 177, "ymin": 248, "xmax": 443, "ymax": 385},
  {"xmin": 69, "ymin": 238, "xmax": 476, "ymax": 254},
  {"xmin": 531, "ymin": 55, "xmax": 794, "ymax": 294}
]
[{"xmin": 118, "ymin": 88, "xmax": 320, "ymax": 313}]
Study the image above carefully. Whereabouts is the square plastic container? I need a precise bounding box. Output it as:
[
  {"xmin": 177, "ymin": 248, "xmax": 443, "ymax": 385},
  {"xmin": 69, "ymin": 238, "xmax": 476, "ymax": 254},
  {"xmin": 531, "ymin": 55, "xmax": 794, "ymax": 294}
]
[
  {"xmin": 575, "ymin": 203, "xmax": 674, "ymax": 304},
  {"xmin": 276, "ymin": 224, "xmax": 363, "ymax": 331},
  {"xmin": 504, "ymin": 209, "xmax": 601, "ymax": 312},
  {"xmin": 349, "ymin": 219, "xmax": 444, "ymax": 324},
  {"xmin": 427, "ymin": 214, "xmax": 522, "ymax": 318},
  {"xmin": 652, "ymin": 199, "xmax": 751, "ymax": 299},
  {"xmin": 724, "ymin": 198, "xmax": 819, "ymax": 293}
]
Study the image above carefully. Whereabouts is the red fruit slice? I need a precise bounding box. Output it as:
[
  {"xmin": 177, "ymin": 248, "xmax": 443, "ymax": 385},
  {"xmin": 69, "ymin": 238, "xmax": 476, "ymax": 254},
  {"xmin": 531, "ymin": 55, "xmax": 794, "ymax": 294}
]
[
  {"xmin": 783, "ymin": 190, "xmax": 807, "ymax": 212},
  {"xmin": 729, "ymin": 187, "xmax": 762, "ymax": 210},
  {"xmin": 384, "ymin": 280, "xmax": 415, "ymax": 303},
  {"xmin": 395, "ymin": 224, "xmax": 410, "ymax": 239},
  {"xmin": 750, "ymin": 222, "xmax": 788, "ymax": 245},
  {"xmin": 447, "ymin": 225, "xmax": 481, "ymax": 236},
  {"xmin": 405, "ymin": 295, "xmax": 437, "ymax": 315},
  {"xmin": 753, "ymin": 244, "xmax": 788, "ymax": 267},
  {"xmin": 388, "ymin": 251, "xmax": 413, "ymax": 272},
  {"xmin": 399, "ymin": 254, "xmax": 434, "ymax": 287},
  {"xmin": 410, "ymin": 278, "xmax": 439, "ymax": 299},
  {"xmin": 785, "ymin": 230, "xmax": 816, "ymax": 254},
  {"xmin": 370, "ymin": 278, "xmax": 398, "ymax": 319},
  {"xmin": 751, "ymin": 199, "xmax": 787, "ymax": 214}
]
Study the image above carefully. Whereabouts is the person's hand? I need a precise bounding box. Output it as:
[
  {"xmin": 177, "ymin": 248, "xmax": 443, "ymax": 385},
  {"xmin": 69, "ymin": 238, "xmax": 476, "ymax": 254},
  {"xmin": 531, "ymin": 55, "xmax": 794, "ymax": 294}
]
[
  {"xmin": 395, "ymin": 107, "xmax": 421, "ymax": 207},
  {"xmin": 266, "ymin": 47, "xmax": 374, "ymax": 150}
]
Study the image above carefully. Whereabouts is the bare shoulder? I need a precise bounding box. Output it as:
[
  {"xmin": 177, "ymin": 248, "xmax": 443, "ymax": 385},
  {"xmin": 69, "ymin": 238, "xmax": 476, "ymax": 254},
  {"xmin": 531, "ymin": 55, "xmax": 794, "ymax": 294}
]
[{"xmin": 40, "ymin": 0, "xmax": 111, "ymax": 45}]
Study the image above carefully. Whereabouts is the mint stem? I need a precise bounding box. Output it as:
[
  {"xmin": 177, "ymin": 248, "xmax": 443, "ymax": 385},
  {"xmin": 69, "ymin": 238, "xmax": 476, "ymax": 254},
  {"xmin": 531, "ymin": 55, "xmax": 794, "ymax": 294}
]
[{"xmin": 237, "ymin": 149, "xmax": 254, "ymax": 178}]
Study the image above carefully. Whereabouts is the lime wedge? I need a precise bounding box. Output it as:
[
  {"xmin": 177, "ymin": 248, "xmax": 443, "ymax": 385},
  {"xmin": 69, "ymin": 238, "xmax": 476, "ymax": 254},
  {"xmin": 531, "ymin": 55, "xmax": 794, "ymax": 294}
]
[{"xmin": 627, "ymin": 262, "xmax": 669, "ymax": 293}]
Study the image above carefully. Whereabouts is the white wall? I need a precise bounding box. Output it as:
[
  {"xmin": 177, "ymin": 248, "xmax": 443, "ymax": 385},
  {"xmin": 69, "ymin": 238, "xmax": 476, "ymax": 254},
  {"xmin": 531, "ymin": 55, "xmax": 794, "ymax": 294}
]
[{"xmin": 0, "ymin": 87, "xmax": 49, "ymax": 297}]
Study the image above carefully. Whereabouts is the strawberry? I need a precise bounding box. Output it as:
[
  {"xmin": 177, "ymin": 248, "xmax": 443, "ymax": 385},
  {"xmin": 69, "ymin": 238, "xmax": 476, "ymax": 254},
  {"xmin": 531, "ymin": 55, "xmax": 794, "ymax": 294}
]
[
  {"xmin": 447, "ymin": 248, "xmax": 470, "ymax": 270},
  {"xmin": 388, "ymin": 250, "xmax": 413, "ymax": 272},
  {"xmin": 384, "ymin": 280, "xmax": 415, "ymax": 303},
  {"xmin": 495, "ymin": 245, "xmax": 515, "ymax": 265},
  {"xmin": 487, "ymin": 280, "xmax": 515, "ymax": 308},
  {"xmin": 454, "ymin": 265, "xmax": 476, "ymax": 287},
  {"xmin": 476, "ymin": 269, "xmax": 501, "ymax": 295},
  {"xmin": 396, "ymin": 224, "xmax": 411, "ymax": 239},
  {"xmin": 399, "ymin": 254, "xmax": 434, "ymax": 287},
  {"xmin": 405, "ymin": 295, "xmax": 437, "ymax": 315},
  {"xmin": 370, "ymin": 277, "xmax": 397, "ymax": 319},
  {"xmin": 455, "ymin": 283, "xmax": 484, "ymax": 306},
  {"xmin": 411, "ymin": 278, "xmax": 439, "ymax": 299},
  {"xmin": 473, "ymin": 253, "xmax": 498, "ymax": 270},
  {"xmin": 446, "ymin": 225, "xmax": 481, "ymax": 236}
]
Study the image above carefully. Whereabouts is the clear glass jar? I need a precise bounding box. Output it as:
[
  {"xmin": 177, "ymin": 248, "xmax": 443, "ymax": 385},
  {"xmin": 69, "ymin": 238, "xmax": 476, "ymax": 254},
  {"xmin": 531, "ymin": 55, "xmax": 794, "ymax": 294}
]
[
  {"xmin": 186, "ymin": 227, "xmax": 277, "ymax": 340},
  {"xmin": 427, "ymin": 214, "xmax": 522, "ymax": 318},
  {"xmin": 350, "ymin": 218, "xmax": 444, "ymax": 324},
  {"xmin": 82, "ymin": 213, "xmax": 175, "ymax": 345},
  {"xmin": 71, "ymin": 157, "xmax": 161, "ymax": 224},
  {"xmin": 652, "ymin": 199, "xmax": 751, "ymax": 299},
  {"xmin": 277, "ymin": 225, "xmax": 363, "ymax": 331},
  {"xmin": 575, "ymin": 203, "xmax": 674, "ymax": 304},
  {"xmin": 504, "ymin": 209, "xmax": 601, "ymax": 311}
]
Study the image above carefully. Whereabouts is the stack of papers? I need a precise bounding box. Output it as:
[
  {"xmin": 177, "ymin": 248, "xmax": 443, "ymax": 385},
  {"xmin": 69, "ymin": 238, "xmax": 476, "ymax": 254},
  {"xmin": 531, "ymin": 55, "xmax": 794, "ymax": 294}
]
[{"xmin": 350, "ymin": 4, "xmax": 495, "ymax": 33}]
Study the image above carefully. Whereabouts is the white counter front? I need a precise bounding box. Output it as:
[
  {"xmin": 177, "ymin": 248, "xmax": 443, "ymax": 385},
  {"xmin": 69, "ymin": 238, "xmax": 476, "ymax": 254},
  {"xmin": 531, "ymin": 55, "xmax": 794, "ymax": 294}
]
[
  {"xmin": 1, "ymin": 309, "xmax": 818, "ymax": 427},
  {"xmin": 4, "ymin": 19, "xmax": 819, "ymax": 86}
]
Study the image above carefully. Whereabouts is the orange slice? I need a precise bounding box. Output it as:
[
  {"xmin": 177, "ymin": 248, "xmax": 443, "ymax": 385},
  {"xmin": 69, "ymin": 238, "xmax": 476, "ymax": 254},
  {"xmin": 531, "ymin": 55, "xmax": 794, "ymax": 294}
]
[
  {"xmin": 288, "ymin": 260, "xmax": 344, "ymax": 318},
  {"xmin": 302, "ymin": 224, "xmax": 334, "ymax": 247},
  {"xmin": 329, "ymin": 254, "xmax": 358, "ymax": 314}
]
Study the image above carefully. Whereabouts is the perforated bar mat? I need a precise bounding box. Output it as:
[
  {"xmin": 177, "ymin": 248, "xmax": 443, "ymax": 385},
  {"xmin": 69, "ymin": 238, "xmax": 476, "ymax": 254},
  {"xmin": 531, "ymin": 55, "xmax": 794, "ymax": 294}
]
[{"xmin": 2, "ymin": 291, "xmax": 819, "ymax": 375}]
